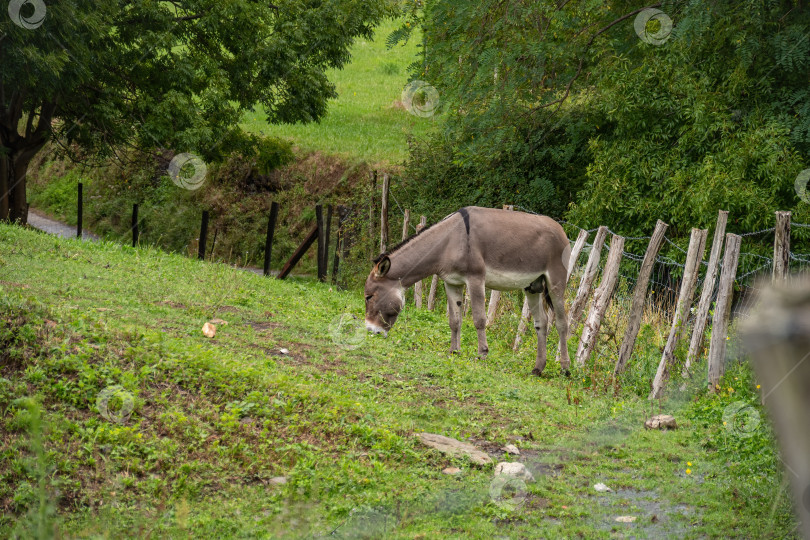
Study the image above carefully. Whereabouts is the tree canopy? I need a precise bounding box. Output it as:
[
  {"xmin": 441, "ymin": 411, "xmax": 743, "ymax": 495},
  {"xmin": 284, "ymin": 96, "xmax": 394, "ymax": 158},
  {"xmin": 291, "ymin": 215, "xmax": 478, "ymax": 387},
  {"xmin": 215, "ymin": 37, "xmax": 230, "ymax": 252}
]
[
  {"xmin": 0, "ymin": 0, "xmax": 393, "ymax": 222},
  {"xmin": 400, "ymin": 0, "xmax": 810, "ymax": 241}
]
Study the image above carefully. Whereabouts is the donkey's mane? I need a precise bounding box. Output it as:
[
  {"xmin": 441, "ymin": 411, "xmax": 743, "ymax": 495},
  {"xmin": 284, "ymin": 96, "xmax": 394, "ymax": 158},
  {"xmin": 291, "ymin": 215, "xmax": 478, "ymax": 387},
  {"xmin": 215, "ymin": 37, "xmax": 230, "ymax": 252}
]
[{"xmin": 372, "ymin": 211, "xmax": 455, "ymax": 264}]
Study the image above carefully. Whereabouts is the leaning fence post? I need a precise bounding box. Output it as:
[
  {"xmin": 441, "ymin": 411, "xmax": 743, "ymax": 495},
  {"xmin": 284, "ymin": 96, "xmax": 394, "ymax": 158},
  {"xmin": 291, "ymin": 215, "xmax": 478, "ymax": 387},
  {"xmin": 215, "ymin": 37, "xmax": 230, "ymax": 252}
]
[
  {"xmin": 198, "ymin": 210, "xmax": 209, "ymax": 260},
  {"xmin": 414, "ymin": 215, "xmax": 427, "ymax": 307},
  {"xmin": 707, "ymin": 233, "xmax": 742, "ymax": 392},
  {"xmin": 132, "ymin": 203, "xmax": 139, "ymax": 247},
  {"xmin": 77, "ymin": 182, "xmax": 83, "ymax": 238},
  {"xmin": 742, "ymin": 277, "xmax": 810, "ymax": 540},
  {"xmin": 380, "ymin": 173, "xmax": 390, "ymax": 253},
  {"xmin": 545, "ymin": 228, "xmax": 590, "ymax": 334},
  {"xmin": 401, "ymin": 209, "xmax": 410, "ymax": 241},
  {"xmin": 774, "ymin": 210, "xmax": 791, "ymax": 281},
  {"xmin": 427, "ymin": 275, "xmax": 439, "ymax": 311},
  {"xmin": 487, "ymin": 205, "xmax": 515, "ymax": 327},
  {"xmin": 575, "ymin": 234, "xmax": 625, "ymax": 367},
  {"xmin": 263, "ymin": 201, "xmax": 280, "ymax": 276},
  {"xmin": 649, "ymin": 228, "xmax": 708, "ymax": 399},
  {"xmin": 683, "ymin": 210, "xmax": 728, "ymax": 376},
  {"xmin": 614, "ymin": 220, "xmax": 668, "ymax": 376},
  {"xmin": 568, "ymin": 226, "xmax": 609, "ymax": 333}
]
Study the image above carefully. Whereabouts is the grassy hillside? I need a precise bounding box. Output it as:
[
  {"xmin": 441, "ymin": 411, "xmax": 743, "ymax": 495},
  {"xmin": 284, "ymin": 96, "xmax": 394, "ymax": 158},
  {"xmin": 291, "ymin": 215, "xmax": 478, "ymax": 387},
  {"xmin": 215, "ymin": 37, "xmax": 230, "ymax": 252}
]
[
  {"xmin": 242, "ymin": 18, "xmax": 437, "ymax": 165},
  {"xmin": 0, "ymin": 224, "xmax": 798, "ymax": 538}
]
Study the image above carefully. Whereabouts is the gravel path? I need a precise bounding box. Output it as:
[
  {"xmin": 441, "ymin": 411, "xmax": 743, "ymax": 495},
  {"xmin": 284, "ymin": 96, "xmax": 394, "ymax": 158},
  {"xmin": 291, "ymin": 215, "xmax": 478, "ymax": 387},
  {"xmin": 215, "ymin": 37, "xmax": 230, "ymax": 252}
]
[{"xmin": 27, "ymin": 209, "xmax": 100, "ymax": 241}]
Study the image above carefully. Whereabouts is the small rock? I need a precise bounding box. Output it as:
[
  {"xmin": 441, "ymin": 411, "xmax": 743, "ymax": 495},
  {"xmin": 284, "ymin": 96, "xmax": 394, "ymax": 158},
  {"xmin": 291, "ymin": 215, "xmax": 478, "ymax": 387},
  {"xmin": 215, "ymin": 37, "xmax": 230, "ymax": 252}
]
[
  {"xmin": 442, "ymin": 467, "xmax": 462, "ymax": 475},
  {"xmin": 615, "ymin": 516, "xmax": 637, "ymax": 523},
  {"xmin": 279, "ymin": 348, "xmax": 289, "ymax": 355},
  {"xmin": 269, "ymin": 476, "xmax": 287, "ymax": 485},
  {"xmin": 209, "ymin": 318, "xmax": 228, "ymax": 325},
  {"xmin": 202, "ymin": 322, "xmax": 216, "ymax": 338},
  {"xmin": 503, "ymin": 444, "xmax": 520, "ymax": 455},
  {"xmin": 645, "ymin": 414, "xmax": 677, "ymax": 430},
  {"xmin": 494, "ymin": 462, "xmax": 535, "ymax": 482},
  {"xmin": 594, "ymin": 483, "xmax": 613, "ymax": 493},
  {"xmin": 416, "ymin": 433, "xmax": 492, "ymax": 465}
]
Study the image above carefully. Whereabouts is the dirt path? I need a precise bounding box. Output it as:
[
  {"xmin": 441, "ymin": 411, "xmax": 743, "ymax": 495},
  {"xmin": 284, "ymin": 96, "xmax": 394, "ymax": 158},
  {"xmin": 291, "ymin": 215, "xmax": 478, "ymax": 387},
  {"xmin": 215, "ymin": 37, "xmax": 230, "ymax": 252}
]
[{"xmin": 27, "ymin": 208, "xmax": 100, "ymax": 241}]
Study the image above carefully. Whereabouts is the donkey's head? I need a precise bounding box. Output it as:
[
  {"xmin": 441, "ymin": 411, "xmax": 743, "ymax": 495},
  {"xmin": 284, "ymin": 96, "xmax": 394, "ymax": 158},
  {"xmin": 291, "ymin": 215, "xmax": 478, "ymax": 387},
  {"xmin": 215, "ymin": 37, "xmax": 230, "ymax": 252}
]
[{"xmin": 364, "ymin": 255, "xmax": 404, "ymax": 335}]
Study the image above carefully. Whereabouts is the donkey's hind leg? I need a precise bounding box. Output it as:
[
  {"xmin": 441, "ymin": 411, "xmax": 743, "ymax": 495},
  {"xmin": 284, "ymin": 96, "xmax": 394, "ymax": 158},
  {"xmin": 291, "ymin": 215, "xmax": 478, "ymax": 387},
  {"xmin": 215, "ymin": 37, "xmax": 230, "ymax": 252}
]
[
  {"xmin": 547, "ymin": 268, "xmax": 571, "ymax": 376},
  {"xmin": 526, "ymin": 291, "xmax": 549, "ymax": 376}
]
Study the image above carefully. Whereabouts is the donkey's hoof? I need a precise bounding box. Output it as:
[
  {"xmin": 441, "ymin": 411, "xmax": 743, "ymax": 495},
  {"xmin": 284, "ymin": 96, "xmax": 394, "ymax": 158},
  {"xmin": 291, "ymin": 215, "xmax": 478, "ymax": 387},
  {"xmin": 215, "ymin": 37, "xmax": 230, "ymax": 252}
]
[
  {"xmin": 531, "ymin": 368, "xmax": 543, "ymax": 377},
  {"xmin": 564, "ymin": 370, "xmax": 571, "ymax": 377}
]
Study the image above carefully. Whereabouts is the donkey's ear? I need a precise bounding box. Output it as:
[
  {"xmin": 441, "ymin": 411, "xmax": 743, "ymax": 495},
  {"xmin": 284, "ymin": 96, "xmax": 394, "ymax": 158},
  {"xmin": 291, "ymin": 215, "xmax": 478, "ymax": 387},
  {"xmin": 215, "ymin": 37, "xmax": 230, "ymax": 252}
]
[{"xmin": 375, "ymin": 256, "xmax": 391, "ymax": 278}]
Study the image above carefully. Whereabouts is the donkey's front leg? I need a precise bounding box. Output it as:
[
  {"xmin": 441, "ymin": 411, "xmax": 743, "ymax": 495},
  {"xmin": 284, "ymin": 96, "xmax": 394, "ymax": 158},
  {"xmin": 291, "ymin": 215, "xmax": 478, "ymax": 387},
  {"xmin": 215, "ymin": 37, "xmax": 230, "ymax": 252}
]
[
  {"xmin": 444, "ymin": 282, "xmax": 464, "ymax": 353},
  {"xmin": 467, "ymin": 278, "xmax": 489, "ymax": 359}
]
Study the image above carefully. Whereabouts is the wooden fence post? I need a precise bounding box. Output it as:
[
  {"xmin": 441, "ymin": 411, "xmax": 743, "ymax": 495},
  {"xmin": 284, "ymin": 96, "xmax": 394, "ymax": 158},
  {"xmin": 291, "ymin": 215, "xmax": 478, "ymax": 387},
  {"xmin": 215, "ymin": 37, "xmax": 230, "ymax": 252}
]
[
  {"xmin": 324, "ymin": 204, "xmax": 333, "ymax": 275},
  {"xmin": 649, "ymin": 228, "xmax": 708, "ymax": 399},
  {"xmin": 513, "ymin": 295, "xmax": 532, "ymax": 351},
  {"xmin": 568, "ymin": 226, "xmax": 609, "ymax": 333},
  {"xmin": 380, "ymin": 173, "xmax": 390, "ymax": 254},
  {"xmin": 774, "ymin": 210, "xmax": 791, "ymax": 281},
  {"xmin": 614, "ymin": 220, "xmax": 668, "ymax": 376},
  {"xmin": 414, "ymin": 215, "xmax": 427, "ymax": 307},
  {"xmin": 332, "ymin": 205, "xmax": 348, "ymax": 285},
  {"xmin": 263, "ymin": 201, "xmax": 280, "ymax": 276},
  {"xmin": 369, "ymin": 170, "xmax": 377, "ymax": 257},
  {"xmin": 77, "ymin": 182, "xmax": 83, "ymax": 238},
  {"xmin": 132, "ymin": 203, "xmax": 139, "ymax": 247},
  {"xmin": 683, "ymin": 210, "xmax": 728, "ymax": 376},
  {"xmin": 707, "ymin": 233, "xmax": 742, "ymax": 392},
  {"xmin": 427, "ymin": 275, "xmax": 439, "ymax": 311},
  {"xmin": 316, "ymin": 204, "xmax": 326, "ymax": 281},
  {"xmin": 742, "ymin": 278, "xmax": 810, "ymax": 540},
  {"xmin": 198, "ymin": 210, "xmax": 209, "ymax": 260},
  {"xmin": 401, "ymin": 209, "xmax": 410, "ymax": 241},
  {"xmin": 487, "ymin": 205, "xmax": 515, "ymax": 327},
  {"xmin": 575, "ymin": 234, "xmax": 625, "ymax": 367}
]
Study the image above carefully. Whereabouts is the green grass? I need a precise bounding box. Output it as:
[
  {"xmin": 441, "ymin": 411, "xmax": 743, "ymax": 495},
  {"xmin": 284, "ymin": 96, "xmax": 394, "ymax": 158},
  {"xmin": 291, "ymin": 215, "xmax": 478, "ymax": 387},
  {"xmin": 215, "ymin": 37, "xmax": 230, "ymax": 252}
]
[
  {"xmin": 241, "ymin": 18, "xmax": 439, "ymax": 165},
  {"xmin": 0, "ymin": 223, "xmax": 799, "ymax": 538}
]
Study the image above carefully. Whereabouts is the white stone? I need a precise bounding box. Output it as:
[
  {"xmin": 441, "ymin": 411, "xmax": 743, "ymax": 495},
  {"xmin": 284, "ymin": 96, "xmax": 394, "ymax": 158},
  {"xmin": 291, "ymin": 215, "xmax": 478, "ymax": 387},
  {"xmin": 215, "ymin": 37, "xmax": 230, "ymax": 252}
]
[
  {"xmin": 615, "ymin": 516, "xmax": 637, "ymax": 523},
  {"xmin": 594, "ymin": 482, "xmax": 613, "ymax": 492},
  {"xmin": 502, "ymin": 444, "xmax": 520, "ymax": 455},
  {"xmin": 279, "ymin": 348, "xmax": 289, "ymax": 355},
  {"xmin": 494, "ymin": 462, "xmax": 534, "ymax": 482}
]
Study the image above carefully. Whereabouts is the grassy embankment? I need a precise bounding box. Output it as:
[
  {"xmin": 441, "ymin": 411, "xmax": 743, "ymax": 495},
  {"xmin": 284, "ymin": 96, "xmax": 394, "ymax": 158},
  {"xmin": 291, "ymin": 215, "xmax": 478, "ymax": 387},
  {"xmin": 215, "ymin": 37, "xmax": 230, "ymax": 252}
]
[{"xmin": 0, "ymin": 223, "xmax": 798, "ymax": 538}]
